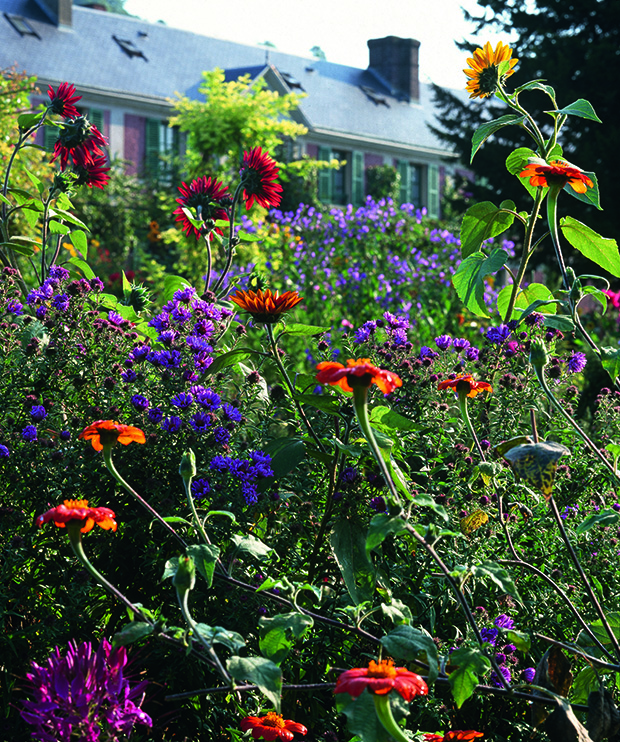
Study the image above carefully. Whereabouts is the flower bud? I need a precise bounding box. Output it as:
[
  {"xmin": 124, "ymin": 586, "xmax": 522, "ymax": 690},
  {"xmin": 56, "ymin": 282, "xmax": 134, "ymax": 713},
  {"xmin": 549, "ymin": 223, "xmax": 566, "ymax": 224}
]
[
  {"xmin": 529, "ymin": 339, "xmax": 549, "ymax": 370},
  {"xmin": 179, "ymin": 449, "xmax": 197, "ymax": 483},
  {"xmin": 173, "ymin": 555, "xmax": 196, "ymax": 593}
]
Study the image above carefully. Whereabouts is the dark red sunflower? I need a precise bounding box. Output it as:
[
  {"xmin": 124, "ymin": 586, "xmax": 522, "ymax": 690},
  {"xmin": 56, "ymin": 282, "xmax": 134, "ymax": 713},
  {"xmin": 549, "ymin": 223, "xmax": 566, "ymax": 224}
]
[
  {"xmin": 240, "ymin": 713, "xmax": 307, "ymax": 741},
  {"xmin": 239, "ymin": 147, "xmax": 283, "ymax": 210},
  {"xmin": 36, "ymin": 499, "xmax": 117, "ymax": 534},
  {"xmin": 52, "ymin": 115, "xmax": 107, "ymax": 170},
  {"xmin": 78, "ymin": 420, "xmax": 146, "ymax": 452},
  {"xmin": 72, "ymin": 150, "xmax": 110, "ymax": 190},
  {"xmin": 519, "ymin": 159, "xmax": 593, "ymax": 194},
  {"xmin": 316, "ymin": 359, "xmax": 402, "ymax": 395},
  {"xmin": 229, "ymin": 288, "xmax": 303, "ymax": 323},
  {"xmin": 173, "ymin": 176, "xmax": 230, "ymax": 239},
  {"xmin": 47, "ymin": 82, "xmax": 82, "ymax": 119},
  {"xmin": 334, "ymin": 658, "xmax": 428, "ymax": 701}
]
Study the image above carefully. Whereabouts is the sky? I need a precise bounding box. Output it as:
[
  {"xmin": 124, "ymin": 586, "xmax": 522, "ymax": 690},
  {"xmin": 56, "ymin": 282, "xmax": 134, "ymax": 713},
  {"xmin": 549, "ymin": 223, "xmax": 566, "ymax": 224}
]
[{"xmin": 122, "ymin": 0, "xmax": 508, "ymax": 91}]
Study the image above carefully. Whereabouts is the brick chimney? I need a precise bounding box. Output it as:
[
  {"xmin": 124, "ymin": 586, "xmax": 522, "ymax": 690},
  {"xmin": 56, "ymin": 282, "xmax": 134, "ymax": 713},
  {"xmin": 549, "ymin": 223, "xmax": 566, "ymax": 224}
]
[
  {"xmin": 34, "ymin": 0, "xmax": 72, "ymax": 26},
  {"xmin": 368, "ymin": 36, "xmax": 420, "ymax": 102}
]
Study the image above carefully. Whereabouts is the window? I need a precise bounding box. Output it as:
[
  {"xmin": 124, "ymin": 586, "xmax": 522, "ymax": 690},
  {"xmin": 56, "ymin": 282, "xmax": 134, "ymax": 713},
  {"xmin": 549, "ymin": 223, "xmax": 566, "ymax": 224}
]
[
  {"xmin": 113, "ymin": 35, "xmax": 147, "ymax": 61},
  {"xmin": 145, "ymin": 119, "xmax": 180, "ymax": 182},
  {"xmin": 4, "ymin": 13, "xmax": 40, "ymax": 38},
  {"xmin": 397, "ymin": 161, "xmax": 440, "ymax": 217},
  {"xmin": 317, "ymin": 147, "xmax": 365, "ymax": 205}
]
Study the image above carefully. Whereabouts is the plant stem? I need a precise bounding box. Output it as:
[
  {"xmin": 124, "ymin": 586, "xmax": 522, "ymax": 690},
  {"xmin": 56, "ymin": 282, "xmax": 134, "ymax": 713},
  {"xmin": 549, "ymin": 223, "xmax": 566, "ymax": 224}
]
[
  {"xmin": 372, "ymin": 694, "xmax": 409, "ymax": 742},
  {"xmin": 457, "ymin": 393, "xmax": 486, "ymax": 462}
]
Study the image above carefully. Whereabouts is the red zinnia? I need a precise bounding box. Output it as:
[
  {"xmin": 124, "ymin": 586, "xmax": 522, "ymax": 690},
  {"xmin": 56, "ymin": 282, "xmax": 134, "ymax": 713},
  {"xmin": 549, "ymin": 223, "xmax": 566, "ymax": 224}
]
[
  {"xmin": 47, "ymin": 82, "xmax": 82, "ymax": 119},
  {"xmin": 36, "ymin": 498, "xmax": 117, "ymax": 534},
  {"xmin": 240, "ymin": 712, "xmax": 307, "ymax": 741},
  {"xmin": 519, "ymin": 159, "xmax": 593, "ymax": 194},
  {"xmin": 437, "ymin": 374, "xmax": 493, "ymax": 398},
  {"xmin": 239, "ymin": 147, "xmax": 283, "ymax": 210},
  {"xmin": 229, "ymin": 288, "xmax": 303, "ymax": 323},
  {"xmin": 52, "ymin": 115, "xmax": 107, "ymax": 170},
  {"xmin": 173, "ymin": 176, "xmax": 230, "ymax": 239},
  {"xmin": 316, "ymin": 359, "xmax": 402, "ymax": 395},
  {"xmin": 72, "ymin": 150, "xmax": 110, "ymax": 190},
  {"xmin": 79, "ymin": 420, "xmax": 146, "ymax": 452},
  {"xmin": 424, "ymin": 733, "xmax": 484, "ymax": 742},
  {"xmin": 334, "ymin": 658, "xmax": 428, "ymax": 701}
]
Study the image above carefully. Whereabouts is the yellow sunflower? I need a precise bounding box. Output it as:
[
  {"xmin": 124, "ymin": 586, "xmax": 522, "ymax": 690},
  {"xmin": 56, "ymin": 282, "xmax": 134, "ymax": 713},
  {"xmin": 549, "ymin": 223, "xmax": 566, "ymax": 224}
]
[{"xmin": 464, "ymin": 41, "xmax": 518, "ymax": 99}]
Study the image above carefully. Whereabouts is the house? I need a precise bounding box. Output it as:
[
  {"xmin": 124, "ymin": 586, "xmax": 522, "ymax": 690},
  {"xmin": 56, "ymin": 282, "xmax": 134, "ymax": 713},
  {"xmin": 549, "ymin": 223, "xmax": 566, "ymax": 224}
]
[{"xmin": 1, "ymin": 0, "xmax": 463, "ymax": 216}]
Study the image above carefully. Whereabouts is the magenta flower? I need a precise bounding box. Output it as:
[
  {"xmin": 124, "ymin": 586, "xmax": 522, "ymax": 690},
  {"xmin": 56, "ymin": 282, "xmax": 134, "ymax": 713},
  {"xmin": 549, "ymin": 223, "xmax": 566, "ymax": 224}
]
[{"xmin": 20, "ymin": 638, "xmax": 152, "ymax": 741}]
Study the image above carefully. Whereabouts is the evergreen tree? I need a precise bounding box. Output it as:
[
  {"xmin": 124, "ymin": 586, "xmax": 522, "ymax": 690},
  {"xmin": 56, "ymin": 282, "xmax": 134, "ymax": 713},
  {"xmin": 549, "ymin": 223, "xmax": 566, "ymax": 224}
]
[{"xmin": 432, "ymin": 0, "xmax": 620, "ymax": 241}]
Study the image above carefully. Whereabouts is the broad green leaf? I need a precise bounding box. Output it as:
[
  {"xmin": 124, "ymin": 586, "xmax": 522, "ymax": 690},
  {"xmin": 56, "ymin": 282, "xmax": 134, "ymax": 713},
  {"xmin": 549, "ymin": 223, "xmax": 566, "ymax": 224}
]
[
  {"xmin": 601, "ymin": 347, "xmax": 620, "ymax": 382},
  {"xmin": 230, "ymin": 534, "xmax": 273, "ymax": 561},
  {"xmin": 381, "ymin": 599, "xmax": 413, "ymax": 627},
  {"xmin": 471, "ymin": 113, "xmax": 525, "ymax": 162},
  {"xmin": 560, "ymin": 216, "xmax": 620, "ymax": 277},
  {"xmin": 263, "ymin": 438, "xmax": 305, "ymax": 478},
  {"xmin": 48, "ymin": 220, "xmax": 71, "ymax": 235},
  {"xmin": 67, "ymin": 256, "xmax": 95, "ymax": 279},
  {"xmin": 227, "ymin": 656, "xmax": 282, "ymax": 711},
  {"xmin": 206, "ymin": 347, "xmax": 258, "ymax": 375},
  {"xmin": 447, "ymin": 646, "xmax": 491, "ymax": 708},
  {"xmin": 581, "ymin": 285, "xmax": 607, "ymax": 313},
  {"xmin": 452, "ymin": 248, "xmax": 508, "ymax": 317},
  {"xmin": 187, "ymin": 543, "xmax": 220, "ymax": 588},
  {"xmin": 471, "ymin": 560, "xmax": 521, "ymax": 601},
  {"xmin": 370, "ymin": 406, "xmax": 420, "ymax": 432},
  {"xmin": 0, "ymin": 241, "xmax": 35, "ymax": 256},
  {"xmin": 566, "ymin": 170, "xmax": 601, "ymax": 210},
  {"xmin": 496, "ymin": 282, "xmax": 557, "ymax": 320},
  {"xmin": 161, "ymin": 516, "xmax": 192, "ymax": 526},
  {"xmin": 279, "ymin": 322, "xmax": 330, "ymax": 337},
  {"xmin": 50, "ymin": 208, "xmax": 89, "ymax": 230},
  {"xmin": 366, "ymin": 514, "xmax": 407, "ymax": 555},
  {"xmin": 506, "ymin": 147, "xmax": 539, "ymax": 199},
  {"xmin": 460, "ymin": 201, "xmax": 516, "ymax": 258},
  {"xmin": 542, "ymin": 314, "xmax": 576, "ymax": 332},
  {"xmin": 571, "ymin": 666, "xmax": 600, "ymax": 705},
  {"xmin": 336, "ymin": 689, "xmax": 410, "ymax": 742},
  {"xmin": 576, "ymin": 510, "xmax": 619, "ymax": 535},
  {"xmin": 0, "ymin": 193, "xmax": 11, "ymax": 206},
  {"xmin": 22, "ymin": 208, "xmax": 40, "ymax": 229},
  {"xmin": 237, "ymin": 229, "xmax": 262, "ymax": 242},
  {"xmin": 330, "ymin": 518, "xmax": 375, "ymax": 605},
  {"xmin": 413, "ymin": 492, "xmax": 449, "ymax": 522},
  {"xmin": 381, "ymin": 624, "xmax": 439, "ymax": 687},
  {"xmin": 259, "ymin": 612, "xmax": 313, "ymax": 665},
  {"xmin": 161, "ymin": 273, "xmax": 191, "ymax": 304},
  {"xmin": 514, "ymin": 80, "xmax": 555, "ymax": 100},
  {"xmin": 69, "ymin": 230, "xmax": 89, "ymax": 256},
  {"xmin": 194, "ymin": 624, "xmax": 246, "ymax": 653},
  {"xmin": 506, "ymin": 630, "xmax": 531, "ymax": 652},
  {"xmin": 586, "ymin": 613, "xmax": 620, "ymax": 647},
  {"xmin": 18, "ymin": 111, "xmax": 44, "ymax": 129},
  {"xmin": 112, "ymin": 621, "xmax": 154, "ymax": 647},
  {"xmin": 293, "ymin": 392, "xmax": 343, "ymax": 416},
  {"xmin": 162, "ymin": 557, "xmax": 178, "ymax": 581},
  {"xmin": 550, "ymin": 99, "xmax": 602, "ymax": 123}
]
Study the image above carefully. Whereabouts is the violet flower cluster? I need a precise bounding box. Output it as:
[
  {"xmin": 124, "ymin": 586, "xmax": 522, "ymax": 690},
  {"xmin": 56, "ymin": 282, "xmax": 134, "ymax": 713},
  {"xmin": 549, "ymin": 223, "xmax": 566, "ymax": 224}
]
[{"xmin": 20, "ymin": 638, "xmax": 151, "ymax": 742}]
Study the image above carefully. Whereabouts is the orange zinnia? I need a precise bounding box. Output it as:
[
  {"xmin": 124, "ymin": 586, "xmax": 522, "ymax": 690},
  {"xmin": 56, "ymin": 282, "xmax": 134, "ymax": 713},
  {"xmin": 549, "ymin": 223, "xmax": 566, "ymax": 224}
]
[
  {"xmin": 240, "ymin": 712, "xmax": 307, "ymax": 741},
  {"xmin": 79, "ymin": 420, "xmax": 146, "ymax": 451},
  {"xmin": 519, "ymin": 159, "xmax": 593, "ymax": 194},
  {"xmin": 437, "ymin": 374, "xmax": 493, "ymax": 398},
  {"xmin": 229, "ymin": 288, "xmax": 303, "ymax": 324},
  {"xmin": 464, "ymin": 41, "xmax": 518, "ymax": 99},
  {"xmin": 36, "ymin": 499, "xmax": 117, "ymax": 534},
  {"xmin": 424, "ymin": 733, "xmax": 484, "ymax": 742},
  {"xmin": 334, "ymin": 658, "xmax": 428, "ymax": 701},
  {"xmin": 316, "ymin": 359, "xmax": 402, "ymax": 395}
]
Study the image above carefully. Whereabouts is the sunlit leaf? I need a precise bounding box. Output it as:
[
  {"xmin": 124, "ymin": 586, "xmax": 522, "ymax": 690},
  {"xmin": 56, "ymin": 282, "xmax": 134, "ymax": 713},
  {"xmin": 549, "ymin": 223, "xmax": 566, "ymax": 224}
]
[{"xmin": 502, "ymin": 441, "xmax": 571, "ymax": 499}]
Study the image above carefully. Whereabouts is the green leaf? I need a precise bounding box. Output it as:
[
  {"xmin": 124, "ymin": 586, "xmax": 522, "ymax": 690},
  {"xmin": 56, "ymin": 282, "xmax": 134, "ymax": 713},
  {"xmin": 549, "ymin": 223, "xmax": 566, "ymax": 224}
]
[
  {"xmin": 263, "ymin": 437, "xmax": 305, "ymax": 478},
  {"xmin": 581, "ymin": 285, "xmax": 607, "ymax": 313},
  {"xmin": 566, "ymin": 170, "xmax": 601, "ymax": 210},
  {"xmin": 187, "ymin": 543, "xmax": 220, "ymax": 588},
  {"xmin": 48, "ymin": 220, "xmax": 71, "ymax": 235},
  {"xmin": 576, "ymin": 510, "xmax": 619, "ymax": 535},
  {"xmin": 543, "ymin": 314, "xmax": 576, "ymax": 332},
  {"xmin": 366, "ymin": 514, "xmax": 407, "ymax": 555},
  {"xmin": 206, "ymin": 347, "xmax": 259, "ymax": 375},
  {"xmin": 293, "ymin": 392, "xmax": 343, "ymax": 416},
  {"xmin": 460, "ymin": 201, "xmax": 516, "ymax": 258},
  {"xmin": 413, "ymin": 492, "xmax": 449, "ymax": 522},
  {"xmin": 506, "ymin": 147, "xmax": 539, "ymax": 198},
  {"xmin": 230, "ymin": 533, "xmax": 274, "ymax": 561},
  {"xmin": 550, "ymin": 99, "xmax": 602, "ymax": 123},
  {"xmin": 18, "ymin": 111, "xmax": 44, "ymax": 129},
  {"xmin": 560, "ymin": 216, "xmax": 620, "ymax": 277},
  {"xmin": 227, "ymin": 656, "xmax": 282, "ymax": 711},
  {"xmin": 161, "ymin": 274, "xmax": 191, "ymax": 304},
  {"xmin": 50, "ymin": 208, "xmax": 89, "ymax": 230},
  {"xmin": 369, "ymin": 405, "xmax": 421, "ymax": 432},
  {"xmin": 496, "ymin": 282, "xmax": 557, "ymax": 320},
  {"xmin": 194, "ymin": 624, "xmax": 246, "ymax": 653},
  {"xmin": 380, "ymin": 625, "xmax": 439, "ymax": 687},
  {"xmin": 69, "ymin": 230, "xmax": 89, "ymax": 256},
  {"xmin": 571, "ymin": 666, "xmax": 600, "ymax": 705},
  {"xmin": 471, "ymin": 113, "xmax": 525, "ymax": 162},
  {"xmin": 514, "ymin": 80, "xmax": 556, "ymax": 100},
  {"xmin": 330, "ymin": 518, "xmax": 375, "ymax": 605},
  {"xmin": 0, "ymin": 241, "xmax": 35, "ymax": 256},
  {"xmin": 0, "ymin": 193, "xmax": 11, "ymax": 206},
  {"xmin": 447, "ymin": 646, "xmax": 491, "ymax": 708},
  {"xmin": 586, "ymin": 613, "xmax": 620, "ymax": 647},
  {"xmin": 279, "ymin": 322, "xmax": 330, "ymax": 337},
  {"xmin": 452, "ymin": 248, "xmax": 508, "ymax": 318},
  {"xmin": 22, "ymin": 208, "xmax": 41, "ymax": 229},
  {"xmin": 601, "ymin": 347, "xmax": 620, "ymax": 382},
  {"xmin": 237, "ymin": 229, "xmax": 262, "ymax": 242},
  {"xmin": 112, "ymin": 621, "xmax": 154, "ymax": 647},
  {"xmin": 505, "ymin": 630, "xmax": 531, "ymax": 652},
  {"xmin": 336, "ymin": 690, "xmax": 409, "ymax": 742},
  {"xmin": 162, "ymin": 557, "xmax": 178, "ymax": 581},
  {"xmin": 471, "ymin": 560, "xmax": 521, "ymax": 601},
  {"xmin": 381, "ymin": 599, "xmax": 413, "ymax": 627},
  {"xmin": 259, "ymin": 612, "xmax": 313, "ymax": 665}
]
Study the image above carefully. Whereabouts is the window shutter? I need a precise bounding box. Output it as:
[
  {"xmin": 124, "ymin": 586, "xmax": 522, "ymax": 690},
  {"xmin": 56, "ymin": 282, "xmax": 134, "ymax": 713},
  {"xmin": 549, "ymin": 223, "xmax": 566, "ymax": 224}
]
[
  {"xmin": 351, "ymin": 150, "xmax": 364, "ymax": 206},
  {"xmin": 427, "ymin": 163, "xmax": 440, "ymax": 218},
  {"xmin": 89, "ymin": 108, "xmax": 104, "ymax": 134},
  {"xmin": 43, "ymin": 124, "xmax": 58, "ymax": 152},
  {"xmin": 317, "ymin": 145, "xmax": 332, "ymax": 203},
  {"xmin": 397, "ymin": 160, "xmax": 411, "ymax": 205},
  {"xmin": 145, "ymin": 118, "xmax": 161, "ymax": 177}
]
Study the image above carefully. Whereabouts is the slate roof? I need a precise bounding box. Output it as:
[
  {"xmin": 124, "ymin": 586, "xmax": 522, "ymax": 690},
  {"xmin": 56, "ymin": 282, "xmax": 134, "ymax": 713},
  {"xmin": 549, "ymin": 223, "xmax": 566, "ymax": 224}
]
[{"xmin": 1, "ymin": 0, "xmax": 456, "ymax": 156}]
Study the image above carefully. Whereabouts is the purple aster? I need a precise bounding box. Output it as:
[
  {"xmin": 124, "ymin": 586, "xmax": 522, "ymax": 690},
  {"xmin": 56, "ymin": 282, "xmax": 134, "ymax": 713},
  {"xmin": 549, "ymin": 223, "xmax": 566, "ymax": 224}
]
[
  {"xmin": 221, "ymin": 403, "xmax": 242, "ymax": 423},
  {"xmin": 435, "ymin": 334, "xmax": 453, "ymax": 351},
  {"xmin": 189, "ymin": 410, "xmax": 213, "ymax": 432},
  {"xmin": 196, "ymin": 388, "xmax": 221, "ymax": 410},
  {"xmin": 30, "ymin": 405, "xmax": 47, "ymax": 422},
  {"xmin": 452, "ymin": 337, "xmax": 471, "ymax": 352},
  {"xmin": 108, "ymin": 310, "xmax": 125, "ymax": 326},
  {"xmin": 504, "ymin": 644, "xmax": 517, "ymax": 654},
  {"xmin": 171, "ymin": 392, "xmax": 194, "ymax": 409},
  {"xmin": 213, "ymin": 426, "xmax": 231, "ymax": 445},
  {"xmin": 147, "ymin": 407, "xmax": 163, "ymax": 424},
  {"xmin": 121, "ymin": 369, "xmax": 137, "ymax": 382},
  {"xmin": 341, "ymin": 466, "xmax": 359, "ymax": 485},
  {"xmin": 174, "ymin": 286, "xmax": 197, "ymax": 303},
  {"xmin": 480, "ymin": 627, "xmax": 499, "ymax": 646},
  {"xmin": 49, "ymin": 265, "xmax": 70, "ymax": 281},
  {"xmin": 162, "ymin": 416, "xmax": 182, "ymax": 434},
  {"xmin": 382, "ymin": 311, "xmax": 409, "ymax": 330},
  {"xmin": 241, "ymin": 481, "xmax": 259, "ymax": 505},
  {"xmin": 486, "ymin": 324, "xmax": 512, "ymax": 344},
  {"xmin": 22, "ymin": 425, "xmax": 38, "ymax": 442},
  {"xmin": 369, "ymin": 496, "xmax": 388, "ymax": 513},
  {"xmin": 20, "ymin": 638, "xmax": 151, "ymax": 742},
  {"xmin": 494, "ymin": 613, "xmax": 515, "ymax": 629},
  {"xmin": 465, "ymin": 346, "xmax": 480, "ymax": 361},
  {"xmin": 354, "ymin": 320, "xmax": 377, "ymax": 344},
  {"xmin": 186, "ymin": 336, "xmax": 213, "ymax": 354},
  {"xmin": 6, "ymin": 299, "xmax": 24, "ymax": 315},
  {"xmin": 148, "ymin": 312, "xmax": 171, "ymax": 332},
  {"xmin": 191, "ymin": 477, "xmax": 211, "ymax": 499},
  {"xmin": 60, "ymin": 430, "xmax": 71, "ymax": 441},
  {"xmin": 419, "ymin": 345, "xmax": 437, "ymax": 359},
  {"xmin": 130, "ymin": 344, "xmax": 150, "ymax": 362},
  {"xmin": 157, "ymin": 350, "xmax": 183, "ymax": 369},
  {"xmin": 35, "ymin": 306, "xmax": 47, "ymax": 320},
  {"xmin": 52, "ymin": 293, "xmax": 70, "ymax": 312},
  {"xmin": 0, "ymin": 444, "xmax": 9, "ymax": 457},
  {"xmin": 171, "ymin": 305, "xmax": 193, "ymax": 324},
  {"xmin": 209, "ymin": 455, "xmax": 231, "ymax": 473},
  {"xmin": 158, "ymin": 330, "xmax": 177, "ymax": 346},
  {"xmin": 194, "ymin": 352, "xmax": 213, "ymax": 372},
  {"xmin": 192, "ymin": 318, "xmax": 217, "ymax": 336},
  {"xmin": 523, "ymin": 667, "xmax": 536, "ymax": 683},
  {"xmin": 489, "ymin": 664, "xmax": 512, "ymax": 687},
  {"xmin": 130, "ymin": 394, "xmax": 150, "ymax": 412},
  {"xmin": 566, "ymin": 351, "xmax": 587, "ymax": 374},
  {"xmin": 524, "ymin": 312, "xmax": 544, "ymax": 327}
]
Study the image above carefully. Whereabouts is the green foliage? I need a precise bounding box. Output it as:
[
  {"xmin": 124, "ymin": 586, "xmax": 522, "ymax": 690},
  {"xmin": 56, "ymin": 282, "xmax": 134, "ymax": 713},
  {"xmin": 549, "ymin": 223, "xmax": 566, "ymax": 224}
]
[{"xmin": 366, "ymin": 165, "xmax": 401, "ymax": 203}]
